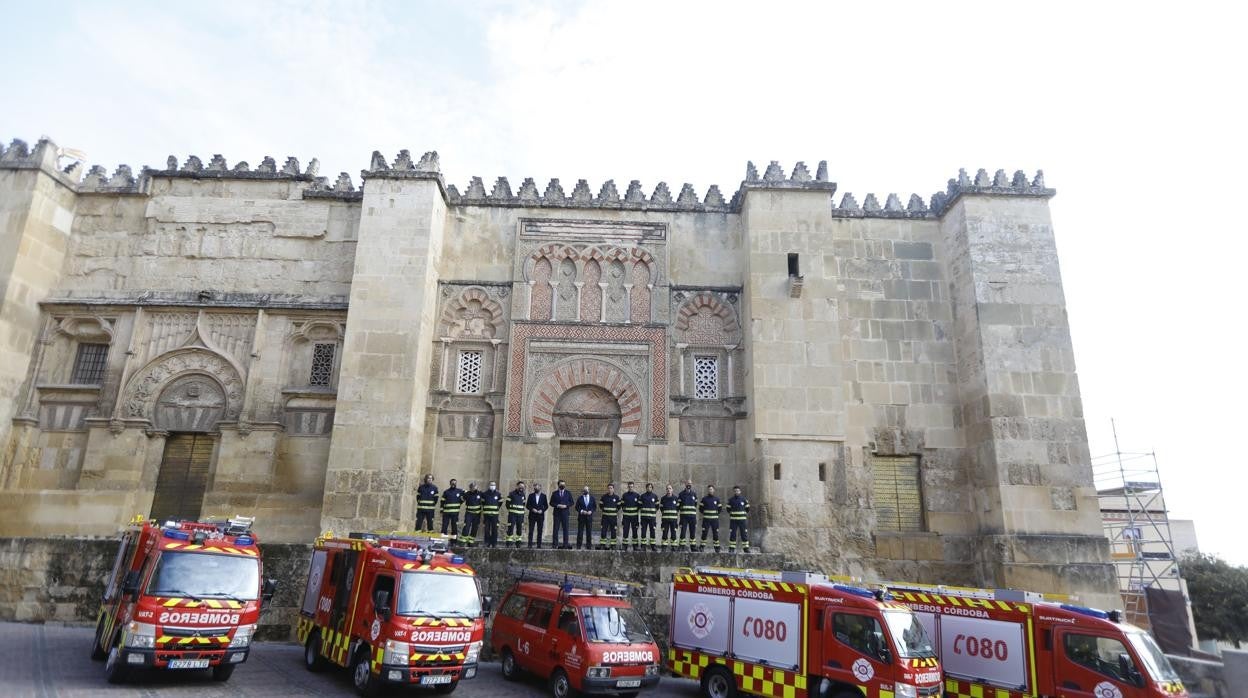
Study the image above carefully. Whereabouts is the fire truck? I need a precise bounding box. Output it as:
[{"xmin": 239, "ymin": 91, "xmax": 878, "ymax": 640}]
[
  {"xmin": 886, "ymin": 581, "xmax": 1188, "ymax": 698},
  {"xmin": 297, "ymin": 532, "xmax": 487, "ymax": 696},
  {"xmin": 668, "ymin": 566, "xmax": 943, "ymax": 698},
  {"xmin": 491, "ymin": 566, "xmax": 662, "ymax": 698},
  {"xmin": 89, "ymin": 515, "xmax": 276, "ymax": 684}
]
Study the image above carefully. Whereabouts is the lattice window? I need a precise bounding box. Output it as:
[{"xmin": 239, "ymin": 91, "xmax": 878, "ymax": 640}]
[
  {"xmin": 309, "ymin": 343, "xmax": 336, "ymax": 387},
  {"xmin": 456, "ymin": 350, "xmax": 484, "ymax": 394},
  {"xmin": 71, "ymin": 343, "xmax": 109, "ymax": 384},
  {"xmin": 693, "ymin": 355, "xmax": 718, "ymax": 400},
  {"xmin": 871, "ymin": 455, "xmax": 924, "ymax": 532}
]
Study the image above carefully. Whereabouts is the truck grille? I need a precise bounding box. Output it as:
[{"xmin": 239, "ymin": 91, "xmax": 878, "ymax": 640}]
[
  {"xmin": 918, "ymin": 685, "xmax": 941, "ymax": 697},
  {"xmin": 163, "ymin": 626, "xmax": 231, "ymax": 637}
]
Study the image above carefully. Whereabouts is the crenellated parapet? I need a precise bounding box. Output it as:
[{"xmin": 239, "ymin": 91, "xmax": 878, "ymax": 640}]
[
  {"xmin": 145, "ymin": 153, "xmax": 320, "ymax": 181},
  {"xmin": 832, "ymin": 168, "xmax": 1054, "ymax": 219}
]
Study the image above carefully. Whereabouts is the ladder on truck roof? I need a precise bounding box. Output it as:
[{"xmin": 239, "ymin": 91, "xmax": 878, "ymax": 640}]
[
  {"xmin": 507, "ymin": 565, "xmax": 638, "ymax": 596},
  {"xmin": 348, "ymin": 531, "xmax": 450, "ymax": 552},
  {"xmin": 691, "ymin": 565, "xmax": 829, "ymax": 585},
  {"xmin": 882, "ymin": 580, "xmax": 1069, "ymax": 604}
]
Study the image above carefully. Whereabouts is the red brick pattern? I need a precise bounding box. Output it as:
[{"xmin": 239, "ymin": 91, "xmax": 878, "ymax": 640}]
[
  {"xmin": 506, "ymin": 323, "xmax": 667, "ymax": 439},
  {"xmin": 630, "ymin": 261, "xmax": 651, "ymax": 323},
  {"xmin": 529, "ymin": 358, "xmax": 642, "ymax": 434},
  {"xmin": 530, "ymin": 257, "xmax": 553, "ymax": 320},
  {"xmin": 580, "ymin": 259, "xmax": 602, "ymax": 322}
]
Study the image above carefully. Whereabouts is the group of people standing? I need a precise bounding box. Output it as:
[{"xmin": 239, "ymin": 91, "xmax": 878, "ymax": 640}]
[{"xmin": 414, "ymin": 475, "xmax": 753, "ymax": 553}]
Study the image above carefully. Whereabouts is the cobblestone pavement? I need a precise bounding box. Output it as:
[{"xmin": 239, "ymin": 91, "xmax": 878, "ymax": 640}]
[{"xmin": 0, "ymin": 622, "xmax": 702, "ymax": 698}]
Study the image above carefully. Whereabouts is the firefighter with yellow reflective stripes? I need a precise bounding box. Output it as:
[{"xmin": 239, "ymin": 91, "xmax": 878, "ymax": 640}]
[
  {"xmin": 698, "ymin": 485, "xmax": 722, "ymax": 552},
  {"xmin": 460, "ymin": 481, "xmax": 482, "ymax": 546},
  {"xmin": 440, "ymin": 478, "xmax": 464, "ymax": 538},
  {"xmin": 620, "ymin": 481, "xmax": 641, "ymax": 550},
  {"xmin": 415, "ymin": 474, "xmax": 438, "ymax": 533},
  {"xmin": 597, "ymin": 483, "xmax": 620, "ymax": 550},
  {"xmin": 506, "ymin": 481, "xmax": 527, "ymax": 548},
  {"xmin": 677, "ymin": 480, "xmax": 699, "ymax": 551},
  {"xmin": 639, "ymin": 482, "xmax": 659, "ymax": 551},
  {"xmin": 481, "ymin": 481, "xmax": 502, "ymax": 548},
  {"xmin": 659, "ymin": 484, "xmax": 680, "ymax": 551},
  {"xmin": 727, "ymin": 484, "xmax": 750, "ymax": 553}
]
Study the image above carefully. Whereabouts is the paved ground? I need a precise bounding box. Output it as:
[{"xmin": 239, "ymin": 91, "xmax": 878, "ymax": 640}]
[{"xmin": 0, "ymin": 622, "xmax": 702, "ymax": 697}]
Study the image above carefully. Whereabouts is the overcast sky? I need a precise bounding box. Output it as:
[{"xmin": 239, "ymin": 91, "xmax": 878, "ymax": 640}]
[{"xmin": 3, "ymin": 1, "xmax": 1245, "ymax": 566}]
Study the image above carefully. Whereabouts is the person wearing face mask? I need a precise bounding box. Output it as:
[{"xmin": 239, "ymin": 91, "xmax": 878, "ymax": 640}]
[
  {"xmin": 440, "ymin": 478, "xmax": 464, "ymax": 538},
  {"xmin": 481, "ymin": 481, "xmax": 502, "ymax": 548},
  {"xmin": 640, "ymin": 482, "xmax": 659, "ymax": 552},
  {"xmin": 506, "ymin": 481, "xmax": 527, "ymax": 548},
  {"xmin": 575, "ymin": 486, "xmax": 596, "ymax": 550},
  {"xmin": 598, "ymin": 483, "xmax": 621, "ymax": 550},
  {"xmin": 550, "ymin": 480, "xmax": 573, "ymax": 549},
  {"xmin": 660, "ymin": 484, "xmax": 680, "ymax": 551},
  {"xmin": 526, "ymin": 483, "xmax": 548, "ymax": 548},
  {"xmin": 460, "ymin": 482, "xmax": 482, "ymax": 547},
  {"xmin": 416, "ymin": 474, "xmax": 439, "ymax": 534},
  {"xmin": 677, "ymin": 480, "xmax": 699, "ymax": 552}
]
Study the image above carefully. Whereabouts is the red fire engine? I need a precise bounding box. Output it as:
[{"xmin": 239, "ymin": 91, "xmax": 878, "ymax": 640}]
[
  {"xmin": 886, "ymin": 581, "xmax": 1188, "ymax": 698},
  {"xmin": 297, "ymin": 532, "xmax": 487, "ymax": 696},
  {"xmin": 89, "ymin": 515, "xmax": 276, "ymax": 684},
  {"xmin": 668, "ymin": 566, "xmax": 943, "ymax": 698},
  {"xmin": 491, "ymin": 566, "xmax": 663, "ymax": 698}
]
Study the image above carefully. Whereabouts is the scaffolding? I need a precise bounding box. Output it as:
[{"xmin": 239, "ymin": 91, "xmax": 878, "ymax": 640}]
[{"xmin": 1092, "ymin": 420, "xmax": 1182, "ymax": 629}]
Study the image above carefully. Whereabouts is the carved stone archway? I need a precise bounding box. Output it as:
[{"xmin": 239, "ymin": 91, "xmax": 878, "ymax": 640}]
[
  {"xmin": 154, "ymin": 374, "xmax": 227, "ymax": 432},
  {"xmin": 552, "ymin": 385, "xmax": 621, "ymax": 439},
  {"xmin": 528, "ymin": 358, "xmax": 642, "ymax": 435},
  {"xmin": 121, "ymin": 349, "xmax": 243, "ymax": 423}
]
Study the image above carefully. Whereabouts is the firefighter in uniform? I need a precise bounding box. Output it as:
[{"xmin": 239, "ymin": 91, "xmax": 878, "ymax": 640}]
[
  {"xmin": 598, "ymin": 483, "xmax": 620, "ymax": 550},
  {"xmin": 575, "ymin": 486, "xmax": 596, "ymax": 549},
  {"xmin": 659, "ymin": 484, "xmax": 680, "ymax": 551},
  {"xmin": 620, "ymin": 482, "xmax": 641, "ymax": 550},
  {"xmin": 481, "ymin": 481, "xmax": 503, "ymax": 548},
  {"xmin": 416, "ymin": 474, "xmax": 439, "ymax": 533},
  {"xmin": 640, "ymin": 483, "xmax": 659, "ymax": 551},
  {"xmin": 440, "ymin": 478, "xmax": 464, "ymax": 538},
  {"xmin": 550, "ymin": 480, "xmax": 573, "ymax": 549},
  {"xmin": 699, "ymin": 485, "xmax": 722, "ymax": 552},
  {"xmin": 506, "ymin": 481, "xmax": 527, "ymax": 548},
  {"xmin": 461, "ymin": 482, "xmax": 483, "ymax": 547},
  {"xmin": 727, "ymin": 485, "xmax": 751, "ymax": 553},
  {"xmin": 677, "ymin": 480, "xmax": 700, "ymax": 551}
]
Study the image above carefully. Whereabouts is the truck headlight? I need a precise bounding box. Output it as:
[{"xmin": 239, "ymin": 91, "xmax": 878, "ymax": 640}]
[
  {"xmin": 464, "ymin": 641, "xmax": 482, "ymax": 664},
  {"xmin": 894, "ymin": 683, "xmax": 917, "ymax": 698},
  {"xmin": 587, "ymin": 666, "xmax": 611, "ymax": 678},
  {"xmin": 383, "ymin": 639, "xmax": 410, "ymax": 666},
  {"xmin": 645, "ymin": 664, "xmax": 660, "ymax": 677},
  {"xmin": 229, "ymin": 624, "xmax": 256, "ymax": 648},
  {"xmin": 124, "ymin": 621, "xmax": 156, "ymax": 649}
]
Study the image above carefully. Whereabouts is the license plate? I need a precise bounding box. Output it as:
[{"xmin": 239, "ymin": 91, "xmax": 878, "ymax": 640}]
[
  {"xmin": 420, "ymin": 675, "xmax": 454, "ymax": 685},
  {"xmin": 168, "ymin": 659, "xmax": 210, "ymax": 669},
  {"xmin": 617, "ymin": 679, "xmax": 642, "ymax": 688}
]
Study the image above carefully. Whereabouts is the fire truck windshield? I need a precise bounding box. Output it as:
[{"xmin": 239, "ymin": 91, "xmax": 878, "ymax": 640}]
[
  {"xmin": 581, "ymin": 606, "xmax": 652, "ymax": 644},
  {"xmin": 397, "ymin": 572, "xmax": 482, "ymax": 617},
  {"xmin": 146, "ymin": 551, "xmax": 260, "ymax": 600},
  {"xmin": 883, "ymin": 610, "xmax": 936, "ymax": 658},
  {"xmin": 1125, "ymin": 630, "xmax": 1181, "ymax": 682}
]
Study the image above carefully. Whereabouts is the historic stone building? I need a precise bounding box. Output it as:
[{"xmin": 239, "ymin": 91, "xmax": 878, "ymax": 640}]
[{"xmin": 0, "ymin": 137, "xmax": 1118, "ymax": 606}]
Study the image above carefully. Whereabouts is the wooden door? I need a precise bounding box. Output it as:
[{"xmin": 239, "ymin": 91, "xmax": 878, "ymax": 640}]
[
  {"xmin": 149, "ymin": 433, "xmax": 214, "ymax": 522},
  {"xmin": 558, "ymin": 441, "xmax": 612, "ymax": 495}
]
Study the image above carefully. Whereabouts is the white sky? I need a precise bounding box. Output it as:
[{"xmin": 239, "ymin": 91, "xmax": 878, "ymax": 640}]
[{"xmin": 2, "ymin": 1, "xmax": 1245, "ymax": 564}]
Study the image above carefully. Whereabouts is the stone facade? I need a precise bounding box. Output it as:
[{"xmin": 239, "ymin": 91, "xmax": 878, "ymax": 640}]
[{"xmin": 0, "ymin": 137, "xmax": 1117, "ymax": 607}]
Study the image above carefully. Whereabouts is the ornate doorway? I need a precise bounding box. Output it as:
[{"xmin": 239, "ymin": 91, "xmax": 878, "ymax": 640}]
[
  {"xmin": 150, "ymin": 433, "xmax": 214, "ymax": 522},
  {"xmin": 558, "ymin": 441, "xmax": 612, "ymax": 495},
  {"xmin": 554, "ymin": 385, "xmax": 620, "ymax": 493}
]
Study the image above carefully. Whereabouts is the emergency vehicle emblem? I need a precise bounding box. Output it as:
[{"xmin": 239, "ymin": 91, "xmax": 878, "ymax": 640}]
[
  {"xmin": 688, "ymin": 602, "xmax": 714, "ymax": 639},
  {"xmin": 370, "ymin": 619, "xmax": 381, "ymax": 641},
  {"xmin": 1093, "ymin": 681, "xmax": 1123, "ymax": 698},
  {"xmin": 851, "ymin": 658, "xmax": 874, "ymax": 682}
]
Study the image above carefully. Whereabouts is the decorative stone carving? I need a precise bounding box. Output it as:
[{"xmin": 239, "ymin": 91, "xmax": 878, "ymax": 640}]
[
  {"xmin": 121, "ymin": 349, "xmax": 243, "ymax": 423},
  {"xmin": 552, "ymin": 385, "xmax": 622, "ymax": 439},
  {"xmin": 154, "ymin": 375, "xmax": 227, "ymax": 432},
  {"xmin": 528, "ymin": 358, "xmax": 641, "ymax": 435},
  {"xmin": 674, "ymin": 293, "xmax": 741, "ymax": 345},
  {"xmin": 440, "ymin": 287, "xmax": 505, "ymax": 339}
]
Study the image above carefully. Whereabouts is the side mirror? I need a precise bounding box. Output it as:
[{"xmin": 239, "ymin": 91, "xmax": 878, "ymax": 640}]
[
  {"xmin": 262, "ymin": 578, "xmax": 277, "ymax": 603},
  {"xmin": 374, "ymin": 590, "xmax": 392, "ymax": 620},
  {"xmin": 482, "ymin": 595, "xmax": 493, "ymax": 616},
  {"xmin": 877, "ymin": 645, "xmax": 892, "ymax": 664},
  {"xmin": 1118, "ymin": 653, "xmax": 1142, "ymax": 686},
  {"xmin": 121, "ymin": 570, "xmax": 140, "ymax": 597}
]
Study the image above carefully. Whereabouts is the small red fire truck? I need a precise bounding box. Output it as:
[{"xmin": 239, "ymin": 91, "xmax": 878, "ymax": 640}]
[
  {"xmin": 492, "ymin": 566, "xmax": 663, "ymax": 698},
  {"xmin": 669, "ymin": 566, "xmax": 943, "ymax": 698},
  {"xmin": 886, "ymin": 581, "xmax": 1188, "ymax": 698},
  {"xmin": 297, "ymin": 532, "xmax": 487, "ymax": 696},
  {"xmin": 89, "ymin": 515, "xmax": 276, "ymax": 684}
]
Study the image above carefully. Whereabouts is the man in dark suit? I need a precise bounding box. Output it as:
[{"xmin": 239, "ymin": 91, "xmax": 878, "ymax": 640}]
[
  {"xmin": 550, "ymin": 480, "xmax": 574, "ymax": 549},
  {"xmin": 526, "ymin": 483, "xmax": 549, "ymax": 548},
  {"xmin": 575, "ymin": 486, "xmax": 596, "ymax": 549}
]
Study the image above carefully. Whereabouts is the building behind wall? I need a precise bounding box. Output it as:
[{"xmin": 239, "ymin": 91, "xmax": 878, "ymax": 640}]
[{"xmin": 0, "ymin": 137, "xmax": 1119, "ymax": 608}]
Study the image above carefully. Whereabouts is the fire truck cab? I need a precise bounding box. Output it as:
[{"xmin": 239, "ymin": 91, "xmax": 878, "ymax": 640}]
[
  {"xmin": 297, "ymin": 532, "xmax": 487, "ymax": 696},
  {"xmin": 669, "ymin": 567, "xmax": 943, "ymax": 698},
  {"xmin": 491, "ymin": 566, "xmax": 663, "ymax": 698},
  {"xmin": 887, "ymin": 582, "xmax": 1188, "ymax": 698},
  {"xmin": 90, "ymin": 515, "xmax": 276, "ymax": 684}
]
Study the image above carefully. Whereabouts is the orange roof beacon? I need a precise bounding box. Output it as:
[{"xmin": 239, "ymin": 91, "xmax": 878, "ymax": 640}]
[
  {"xmin": 886, "ymin": 581, "xmax": 1188, "ymax": 698},
  {"xmin": 492, "ymin": 566, "xmax": 663, "ymax": 697},
  {"xmin": 297, "ymin": 532, "xmax": 487, "ymax": 696},
  {"xmin": 90, "ymin": 515, "xmax": 276, "ymax": 684},
  {"xmin": 668, "ymin": 566, "xmax": 943, "ymax": 698}
]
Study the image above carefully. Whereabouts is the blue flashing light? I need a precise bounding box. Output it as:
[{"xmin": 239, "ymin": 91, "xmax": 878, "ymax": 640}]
[
  {"xmin": 832, "ymin": 583, "xmax": 876, "ymax": 599},
  {"xmin": 451, "ymin": 555, "xmax": 464, "ymax": 564},
  {"xmin": 163, "ymin": 529, "xmax": 190, "ymax": 540},
  {"xmin": 562, "ymin": 583, "xmax": 574, "ymax": 593},
  {"xmin": 1061, "ymin": 603, "xmax": 1110, "ymax": 620},
  {"xmin": 234, "ymin": 536, "xmax": 253, "ymax": 546},
  {"xmin": 391, "ymin": 549, "xmax": 422, "ymax": 561}
]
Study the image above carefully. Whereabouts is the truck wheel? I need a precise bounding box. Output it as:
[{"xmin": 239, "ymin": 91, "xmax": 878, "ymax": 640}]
[
  {"xmin": 304, "ymin": 632, "xmax": 328, "ymax": 672},
  {"xmin": 104, "ymin": 645, "xmax": 129, "ymax": 684},
  {"xmin": 211, "ymin": 664, "xmax": 235, "ymax": 682},
  {"xmin": 550, "ymin": 668, "xmax": 574, "ymax": 698},
  {"xmin": 702, "ymin": 667, "xmax": 736, "ymax": 698},
  {"xmin": 351, "ymin": 648, "xmax": 380, "ymax": 697},
  {"xmin": 501, "ymin": 649, "xmax": 520, "ymax": 681},
  {"xmin": 90, "ymin": 616, "xmax": 108, "ymax": 661}
]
